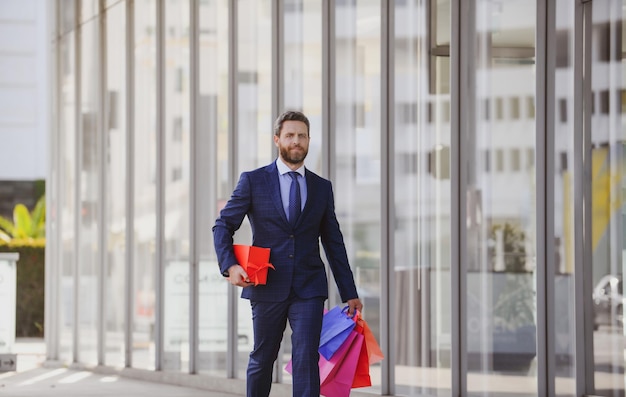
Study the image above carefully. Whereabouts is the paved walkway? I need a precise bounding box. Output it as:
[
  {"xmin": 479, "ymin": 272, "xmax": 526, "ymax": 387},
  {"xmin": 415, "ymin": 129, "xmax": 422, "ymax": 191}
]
[
  {"xmin": 0, "ymin": 338, "xmax": 240, "ymax": 397},
  {"xmin": 0, "ymin": 366, "xmax": 239, "ymax": 397}
]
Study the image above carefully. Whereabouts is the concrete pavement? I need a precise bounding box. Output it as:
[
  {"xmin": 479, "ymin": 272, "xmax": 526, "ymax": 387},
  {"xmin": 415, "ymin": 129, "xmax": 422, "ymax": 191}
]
[
  {"xmin": 0, "ymin": 338, "xmax": 241, "ymax": 397},
  {"xmin": 1, "ymin": 338, "xmax": 374, "ymax": 397}
]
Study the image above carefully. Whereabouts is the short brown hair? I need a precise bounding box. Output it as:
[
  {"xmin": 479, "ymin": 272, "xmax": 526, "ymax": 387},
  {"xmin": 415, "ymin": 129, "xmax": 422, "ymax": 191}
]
[{"xmin": 273, "ymin": 110, "xmax": 310, "ymax": 137}]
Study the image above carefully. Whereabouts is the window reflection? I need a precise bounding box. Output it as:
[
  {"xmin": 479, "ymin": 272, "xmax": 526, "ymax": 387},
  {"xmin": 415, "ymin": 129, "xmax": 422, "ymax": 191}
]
[
  {"xmin": 59, "ymin": 30, "xmax": 76, "ymax": 366},
  {"xmin": 466, "ymin": 2, "xmax": 537, "ymax": 395},
  {"xmin": 393, "ymin": 0, "xmax": 452, "ymax": 395},
  {"xmin": 236, "ymin": 0, "xmax": 273, "ymax": 379},
  {"xmin": 78, "ymin": 17, "xmax": 100, "ymax": 366},
  {"xmin": 591, "ymin": 1, "xmax": 626, "ymax": 395},
  {"xmin": 162, "ymin": 0, "xmax": 191, "ymax": 373},
  {"xmin": 552, "ymin": 1, "xmax": 577, "ymax": 395},
  {"xmin": 283, "ymin": 0, "xmax": 323, "ymax": 175},
  {"xmin": 104, "ymin": 2, "xmax": 127, "ymax": 368},
  {"xmin": 132, "ymin": 0, "xmax": 157, "ymax": 370},
  {"xmin": 334, "ymin": 0, "xmax": 382, "ymax": 391},
  {"xmin": 197, "ymin": 0, "xmax": 229, "ymax": 376},
  {"xmin": 280, "ymin": 0, "xmax": 323, "ymax": 383}
]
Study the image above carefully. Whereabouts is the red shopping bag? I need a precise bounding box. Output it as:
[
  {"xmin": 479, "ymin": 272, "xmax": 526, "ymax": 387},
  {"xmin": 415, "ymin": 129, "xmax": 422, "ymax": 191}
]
[
  {"xmin": 320, "ymin": 331, "xmax": 364, "ymax": 397},
  {"xmin": 350, "ymin": 312, "xmax": 384, "ymax": 388},
  {"xmin": 319, "ymin": 306, "xmax": 356, "ymax": 360},
  {"xmin": 233, "ymin": 245, "xmax": 274, "ymax": 285},
  {"xmin": 357, "ymin": 315, "xmax": 384, "ymax": 365},
  {"xmin": 350, "ymin": 321, "xmax": 371, "ymax": 388}
]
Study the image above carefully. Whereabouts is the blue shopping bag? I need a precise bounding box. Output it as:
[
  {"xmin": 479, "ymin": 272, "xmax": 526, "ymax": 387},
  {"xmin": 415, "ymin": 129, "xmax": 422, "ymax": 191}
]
[{"xmin": 319, "ymin": 306, "xmax": 356, "ymax": 360}]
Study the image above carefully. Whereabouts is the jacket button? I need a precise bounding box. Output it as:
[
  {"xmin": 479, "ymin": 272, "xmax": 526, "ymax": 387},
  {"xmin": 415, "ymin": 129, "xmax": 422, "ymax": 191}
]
[
  {"xmin": 289, "ymin": 235, "xmax": 294, "ymax": 239},
  {"xmin": 289, "ymin": 254, "xmax": 294, "ymax": 258}
]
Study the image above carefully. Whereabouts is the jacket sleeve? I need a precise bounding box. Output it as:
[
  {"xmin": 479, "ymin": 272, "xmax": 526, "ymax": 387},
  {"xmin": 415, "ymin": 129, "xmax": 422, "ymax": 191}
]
[
  {"xmin": 319, "ymin": 181, "xmax": 359, "ymax": 302},
  {"xmin": 212, "ymin": 172, "xmax": 251, "ymax": 275}
]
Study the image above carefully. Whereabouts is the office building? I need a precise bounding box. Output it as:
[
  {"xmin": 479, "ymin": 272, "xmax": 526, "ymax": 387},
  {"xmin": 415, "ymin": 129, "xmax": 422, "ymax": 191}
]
[{"xmin": 45, "ymin": 1, "xmax": 625, "ymax": 396}]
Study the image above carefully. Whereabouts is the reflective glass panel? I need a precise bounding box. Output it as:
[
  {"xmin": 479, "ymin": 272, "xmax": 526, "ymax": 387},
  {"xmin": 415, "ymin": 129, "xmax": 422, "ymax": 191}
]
[
  {"xmin": 104, "ymin": 1, "xmax": 127, "ymax": 367},
  {"xmin": 591, "ymin": 1, "xmax": 626, "ymax": 395},
  {"xmin": 235, "ymin": 0, "xmax": 273, "ymax": 378},
  {"xmin": 132, "ymin": 0, "xmax": 157, "ymax": 370},
  {"xmin": 198, "ymin": 0, "xmax": 229, "ymax": 376},
  {"xmin": 553, "ymin": 0, "xmax": 576, "ymax": 395},
  {"xmin": 78, "ymin": 17, "xmax": 100, "ymax": 366},
  {"xmin": 333, "ymin": 0, "xmax": 381, "ymax": 392},
  {"xmin": 283, "ymin": 0, "xmax": 323, "ymax": 175},
  {"xmin": 466, "ymin": 1, "xmax": 537, "ymax": 395},
  {"xmin": 162, "ymin": 0, "xmax": 191, "ymax": 373},
  {"xmin": 393, "ymin": 0, "xmax": 451, "ymax": 394},
  {"xmin": 59, "ymin": 30, "xmax": 76, "ymax": 365},
  {"xmin": 279, "ymin": 0, "xmax": 323, "ymax": 383}
]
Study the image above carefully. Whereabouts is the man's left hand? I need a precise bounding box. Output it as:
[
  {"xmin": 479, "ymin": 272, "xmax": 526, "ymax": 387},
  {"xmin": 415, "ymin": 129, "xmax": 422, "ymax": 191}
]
[{"xmin": 346, "ymin": 298, "xmax": 363, "ymax": 317}]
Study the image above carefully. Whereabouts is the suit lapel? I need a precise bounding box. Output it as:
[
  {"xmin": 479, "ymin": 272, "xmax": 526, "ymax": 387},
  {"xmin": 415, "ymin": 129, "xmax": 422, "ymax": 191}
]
[{"xmin": 264, "ymin": 163, "xmax": 290, "ymax": 226}]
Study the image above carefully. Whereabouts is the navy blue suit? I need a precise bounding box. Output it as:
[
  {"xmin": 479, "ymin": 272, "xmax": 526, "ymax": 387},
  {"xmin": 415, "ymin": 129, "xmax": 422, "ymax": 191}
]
[{"xmin": 213, "ymin": 161, "xmax": 359, "ymax": 397}]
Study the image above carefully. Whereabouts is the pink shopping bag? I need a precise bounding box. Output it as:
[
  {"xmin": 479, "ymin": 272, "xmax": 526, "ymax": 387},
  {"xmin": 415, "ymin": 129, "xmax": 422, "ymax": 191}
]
[
  {"xmin": 284, "ymin": 330, "xmax": 358, "ymax": 385},
  {"xmin": 320, "ymin": 332, "xmax": 364, "ymax": 397}
]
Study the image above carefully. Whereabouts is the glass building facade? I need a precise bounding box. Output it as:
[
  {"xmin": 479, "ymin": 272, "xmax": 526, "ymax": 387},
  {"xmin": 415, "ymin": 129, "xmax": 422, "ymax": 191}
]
[{"xmin": 46, "ymin": 0, "xmax": 626, "ymax": 396}]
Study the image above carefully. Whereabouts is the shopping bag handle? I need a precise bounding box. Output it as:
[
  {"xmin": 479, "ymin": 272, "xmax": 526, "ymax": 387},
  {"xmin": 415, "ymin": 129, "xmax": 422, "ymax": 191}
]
[{"xmin": 342, "ymin": 305, "xmax": 361, "ymax": 320}]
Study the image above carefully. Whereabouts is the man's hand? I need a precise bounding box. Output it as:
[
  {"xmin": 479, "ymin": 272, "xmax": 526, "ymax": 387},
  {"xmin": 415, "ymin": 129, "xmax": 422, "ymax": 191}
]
[
  {"xmin": 226, "ymin": 264, "xmax": 254, "ymax": 287},
  {"xmin": 346, "ymin": 298, "xmax": 363, "ymax": 317}
]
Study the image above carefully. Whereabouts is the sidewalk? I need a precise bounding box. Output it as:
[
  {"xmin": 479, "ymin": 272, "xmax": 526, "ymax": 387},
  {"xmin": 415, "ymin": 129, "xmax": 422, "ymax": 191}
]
[
  {"xmin": 2, "ymin": 339, "xmax": 372, "ymax": 397},
  {"xmin": 0, "ymin": 338, "xmax": 240, "ymax": 397}
]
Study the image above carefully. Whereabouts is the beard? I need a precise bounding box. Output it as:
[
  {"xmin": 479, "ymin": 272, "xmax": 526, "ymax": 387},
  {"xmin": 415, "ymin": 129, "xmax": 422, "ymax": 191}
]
[{"xmin": 279, "ymin": 144, "xmax": 308, "ymax": 164}]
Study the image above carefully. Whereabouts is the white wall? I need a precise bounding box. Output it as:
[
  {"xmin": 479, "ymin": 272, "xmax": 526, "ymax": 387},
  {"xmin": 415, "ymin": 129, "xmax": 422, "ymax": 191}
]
[{"xmin": 0, "ymin": 0, "xmax": 50, "ymax": 180}]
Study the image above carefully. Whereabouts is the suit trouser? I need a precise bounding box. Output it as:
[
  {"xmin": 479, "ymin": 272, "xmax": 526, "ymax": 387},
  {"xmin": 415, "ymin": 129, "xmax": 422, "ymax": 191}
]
[{"xmin": 247, "ymin": 294, "xmax": 325, "ymax": 397}]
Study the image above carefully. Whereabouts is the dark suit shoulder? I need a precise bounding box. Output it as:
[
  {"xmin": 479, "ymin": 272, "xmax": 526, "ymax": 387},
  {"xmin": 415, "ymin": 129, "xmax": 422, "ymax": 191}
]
[{"xmin": 304, "ymin": 169, "xmax": 331, "ymax": 184}]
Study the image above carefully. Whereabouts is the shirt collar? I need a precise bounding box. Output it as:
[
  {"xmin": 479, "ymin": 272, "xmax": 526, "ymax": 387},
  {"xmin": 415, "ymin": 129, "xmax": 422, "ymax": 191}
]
[{"xmin": 276, "ymin": 158, "xmax": 305, "ymax": 177}]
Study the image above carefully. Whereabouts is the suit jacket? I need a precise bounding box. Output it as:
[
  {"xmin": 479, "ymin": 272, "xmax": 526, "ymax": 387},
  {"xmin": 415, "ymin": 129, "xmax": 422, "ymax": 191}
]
[{"xmin": 213, "ymin": 161, "xmax": 359, "ymax": 303}]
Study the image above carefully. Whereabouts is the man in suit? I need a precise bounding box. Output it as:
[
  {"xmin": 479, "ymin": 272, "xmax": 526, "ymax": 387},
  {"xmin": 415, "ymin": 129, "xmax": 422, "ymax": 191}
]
[{"xmin": 213, "ymin": 110, "xmax": 363, "ymax": 397}]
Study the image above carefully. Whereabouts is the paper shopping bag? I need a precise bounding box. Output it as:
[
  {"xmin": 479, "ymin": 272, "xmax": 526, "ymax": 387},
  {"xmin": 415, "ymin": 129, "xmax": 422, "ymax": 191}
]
[
  {"xmin": 320, "ymin": 332, "xmax": 364, "ymax": 397},
  {"xmin": 319, "ymin": 306, "xmax": 356, "ymax": 360},
  {"xmin": 233, "ymin": 244, "xmax": 274, "ymax": 285},
  {"xmin": 351, "ymin": 322, "xmax": 372, "ymax": 388},
  {"xmin": 284, "ymin": 330, "xmax": 357, "ymax": 385},
  {"xmin": 357, "ymin": 315, "xmax": 384, "ymax": 365}
]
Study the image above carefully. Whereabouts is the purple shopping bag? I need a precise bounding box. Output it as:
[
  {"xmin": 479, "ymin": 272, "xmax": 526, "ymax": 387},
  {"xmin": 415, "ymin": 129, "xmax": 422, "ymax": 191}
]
[{"xmin": 319, "ymin": 306, "xmax": 356, "ymax": 360}]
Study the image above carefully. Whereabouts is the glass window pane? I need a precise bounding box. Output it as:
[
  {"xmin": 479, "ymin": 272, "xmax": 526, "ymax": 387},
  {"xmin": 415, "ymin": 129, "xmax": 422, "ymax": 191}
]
[
  {"xmin": 334, "ymin": 0, "xmax": 381, "ymax": 392},
  {"xmin": 59, "ymin": 0, "xmax": 75, "ymax": 35},
  {"xmin": 78, "ymin": 17, "xmax": 100, "ymax": 366},
  {"xmin": 80, "ymin": 0, "xmax": 98, "ymax": 24},
  {"xmin": 393, "ymin": 0, "xmax": 452, "ymax": 394},
  {"xmin": 162, "ymin": 0, "xmax": 191, "ymax": 373},
  {"xmin": 553, "ymin": 1, "xmax": 576, "ymax": 395},
  {"xmin": 283, "ymin": 0, "xmax": 323, "ymax": 175},
  {"xmin": 279, "ymin": 1, "xmax": 323, "ymax": 383},
  {"xmin": 466, "ymin": 2, "xmax": 537, "ymax": 395},
  {"xmin": 104, "ymin": 1, "xmax": 127, "ymax": 368},
  {"xmin": 59, "ymin": 31, "xmax": 76, "ymax": 365},
  {"xmin": 237, "ymin": 0, "xmax": 273, "ymax": 172},
  {"xmin": 197, "ymin": 0, "xmax": 229, "ymax": 376},
  {"xmin": 591, "ymin": 1, "xmax": 626, "ymax": 395},
  {"xmin": 235, "ymin": 0, "xmax": 273, "ymax": 378},
  {"xmin": 133, "ymin": 0, "xmax": 157, "ymax": 370}
]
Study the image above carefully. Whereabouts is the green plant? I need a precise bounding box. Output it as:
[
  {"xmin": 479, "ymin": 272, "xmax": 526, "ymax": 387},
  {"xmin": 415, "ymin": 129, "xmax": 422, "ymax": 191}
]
[
  {"xmin": 0, "ymin": 195, "xmax": 46, "ymax": 242},
  {"xmin": 0, "ymin": 240, "xmax": 45, "ymax": 337},
  {"xmin": 489, "ymin": 222, "xmax": 535, "ymax": 331}
]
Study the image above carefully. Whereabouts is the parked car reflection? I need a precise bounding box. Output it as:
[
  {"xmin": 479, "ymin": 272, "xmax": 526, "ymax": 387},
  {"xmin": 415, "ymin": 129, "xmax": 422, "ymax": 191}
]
[{"xmin": 593, "ymin": 274, "xmax": 623, "ymax": 330}]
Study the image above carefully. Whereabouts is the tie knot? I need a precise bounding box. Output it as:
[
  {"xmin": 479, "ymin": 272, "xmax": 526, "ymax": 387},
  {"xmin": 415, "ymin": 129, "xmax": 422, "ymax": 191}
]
[{"xmin": 288, "ymin": 171, "xmax": 299, "ymax": 180}]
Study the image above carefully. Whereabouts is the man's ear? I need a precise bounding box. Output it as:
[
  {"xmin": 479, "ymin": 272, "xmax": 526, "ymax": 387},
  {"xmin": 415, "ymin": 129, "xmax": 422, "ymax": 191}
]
[{"xmin": 273, "ymin": 134, "xmax": 279, "ymax": 146}]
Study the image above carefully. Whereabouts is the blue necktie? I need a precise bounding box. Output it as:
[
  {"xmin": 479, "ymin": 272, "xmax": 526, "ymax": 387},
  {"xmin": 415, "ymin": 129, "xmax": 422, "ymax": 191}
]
[{"xmin": 288, "ymin": 171, "xmax": 301, "ymax": 226}]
